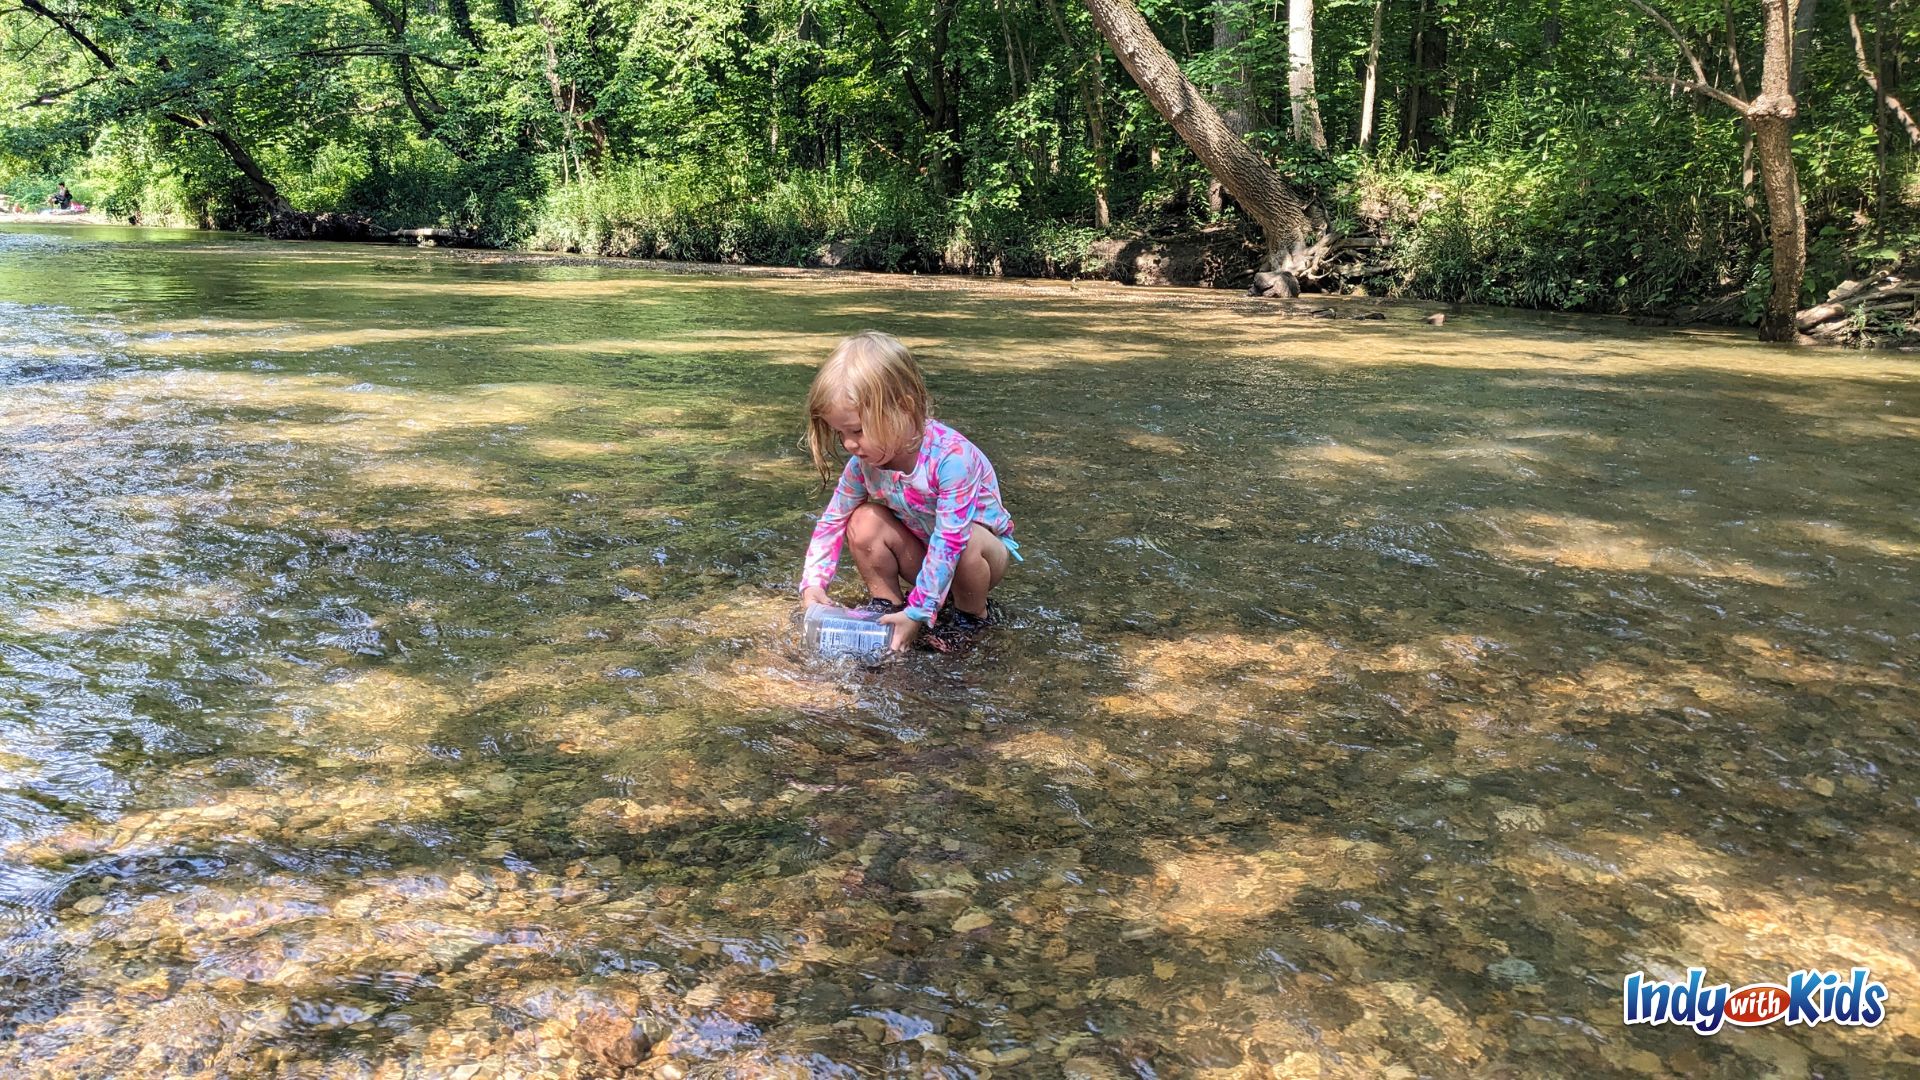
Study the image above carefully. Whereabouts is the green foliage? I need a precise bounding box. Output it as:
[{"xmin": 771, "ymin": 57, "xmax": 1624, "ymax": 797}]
[
  {"xmin": 528, "ymin": 163, "xmax": 1105, "ymax": 276},
  {"xmin": 0, "ymin": 0, "xmax": 1911, "ymax": 325},
  {"xmin": 1355, "ymin": 81, "xmax": 1760, "ymax": 313}
]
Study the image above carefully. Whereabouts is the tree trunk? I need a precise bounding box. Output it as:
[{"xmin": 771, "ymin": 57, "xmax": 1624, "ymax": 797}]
[
  {"xmin": 448, "ymin": 0, "xmax": 481, "ymax": 46},
  {"xmin": 17, "ymin": 0, "xmax": 301, "ymax": 225},
  {"xmin": 1849, "ymin": 2, "xmax": 1920, "ymax": 144},
  {"xmin": 1633, "ymin": 0, "xmax": 1808, "ymax": 342},
  {"xmin": 1752, "ymin": 0, "xmax": 1805, "ymax": 342},
  {"xmin": 852, "ymin": 0, "xmax": 964, "ymax": 195},
  {"xmin": 174, "ymin": 113, "xmax": 296, "ymax": 221},
  {"xmin": 1403, "ymin": 0, "xmax": 1448, "ymax": 152},
  {"xmin": 1722, "ymin": 0, "xmax": 1758, "ymax": 210},
  {"xmin": 927, "ymin": 0, "xmax": 966, "ymax": 195},
  {"xmin": 1211, "ymin": 0, "xmax": 1256, "ymax": 133},
  {"xmin": 798, "ymin": 8, "xmax": 828, "ymax": 168},
  {"xmin": 1209, "ymin": 0, "xmax": 1255, "ymax": 213},
  {"xmin": 1358, "ymin": 0, "xmax": 1385, "ymax": 149},
  {"xmin": 1403, "ymin": 0, "xmax": 1426, "ymax": 150},
  {"xmin": 174, "ymin": 110, "xmax": 370, "ymax": 237},
  {"xmin": 998, "ymin": 0, "xmax": 1025, "ymax": 97},
  {"xmin": 1288, "ymin": 0, "xmax": 1326, "ymax": 148},
  {"xmin": 770, "ymin": 58, "xmax": 782, "ymax": 158},
  {"xmin": 1788, "ymin": 0, "xmax": 1817, "ymax": 96},
  {"xmin": 1871, "ymin": 2, "xmax": 1888, "ymax": 240},
  {"xmin": 364, "ymin": 0, "xmax": 453, "ymax": 147},
  {"xmin": 1085, "ymin": 57, "xmax": 1113, "ymax": 229},
  {"xmin": 1043, "ymin": 0, "xmax": 1111, "ymax": 226},
  {"xmin": 536, "ymin": 12, "xmax": 609, "ymax": 165},
  {"xmin": 1081, "ymin": 0, "xmax": 1315, "ymax": 262},
  {"xmin": 1751, "ymin": 115, "xmax": 1804, "ymax": 340}
]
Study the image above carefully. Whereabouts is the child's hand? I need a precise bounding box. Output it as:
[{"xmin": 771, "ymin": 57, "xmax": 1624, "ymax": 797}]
[
  {"xmin": 879, "ymin": 611, "xmax": 922, "ymax": 652},
  {"xmin": 800, "ymin": 586, "xmax": 830, "ymax": 609}
]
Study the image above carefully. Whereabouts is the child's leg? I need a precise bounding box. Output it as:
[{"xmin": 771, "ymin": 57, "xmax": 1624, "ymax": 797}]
[
  {"xmin": 894, "ymin": 525, "xmax": 1009, "ymax": 618},
  {"xmin": 948, "ymin": 525, "xmax": 1010, "ymax": 618},
  {"xmin": 847, "ymin": 503, "xmax": 925, "ymax": 604},
  {"xmin": 849, "ymin": 507, "xmax": 1009, "ymax": 617}
]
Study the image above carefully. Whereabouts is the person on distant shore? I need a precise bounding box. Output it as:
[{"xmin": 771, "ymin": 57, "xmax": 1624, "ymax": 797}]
[
  {"xmin": 796, "ymin": 330, "xmax": 1019, "ymax": 653},
  {"xmin": 49, "ymin": 183, "xmax": 72, "ymax": 211}
]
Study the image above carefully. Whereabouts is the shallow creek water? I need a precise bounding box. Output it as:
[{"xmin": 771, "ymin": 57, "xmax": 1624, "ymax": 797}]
[{"xmin": 0, "ymin": 225, "xmax": 1916, "ymax": 1078}]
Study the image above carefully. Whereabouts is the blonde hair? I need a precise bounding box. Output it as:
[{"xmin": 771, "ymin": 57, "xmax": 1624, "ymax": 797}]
[{"xmin": 805, "ymin": 330, "xmax": 930, "ymax": 482}]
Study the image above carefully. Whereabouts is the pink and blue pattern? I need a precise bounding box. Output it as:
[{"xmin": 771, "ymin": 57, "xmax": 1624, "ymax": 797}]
[{"xmin": 800, "ymin": 418, "xmax": 1019, "ymax": 623}]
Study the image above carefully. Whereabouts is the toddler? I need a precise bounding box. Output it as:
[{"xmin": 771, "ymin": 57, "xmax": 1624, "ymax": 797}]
[{"xmin": 797, "ymin": 331, "xmax": 1018, "ymax": 651}]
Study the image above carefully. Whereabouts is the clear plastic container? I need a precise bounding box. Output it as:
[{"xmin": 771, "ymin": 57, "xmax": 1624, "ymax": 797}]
[{"xmin": 803, "ymin": 604, "xmax": 892, "ymax": 657}]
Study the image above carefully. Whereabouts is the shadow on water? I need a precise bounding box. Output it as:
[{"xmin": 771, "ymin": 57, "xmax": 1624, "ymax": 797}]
[{"xmin": 0, "ymin": 225, "xmax": 1916, "ymax": 1077}]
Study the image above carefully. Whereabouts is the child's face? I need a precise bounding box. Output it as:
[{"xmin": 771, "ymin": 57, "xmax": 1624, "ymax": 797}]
[{"xmin": 822, "ymin": 399, "xmax": 906, "ymax": 469}]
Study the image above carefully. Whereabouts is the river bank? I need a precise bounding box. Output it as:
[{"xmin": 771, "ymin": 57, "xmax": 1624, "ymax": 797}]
[
  {"xmin": 0, "ymin": 211, "xmax": 114, "ymax": 225},
  {"xmin": 3, "ymin": 213, "xmax": 1910, "ymax": 346},
  {"xmin": 440, "ymin": 230, "xmax": 1920, "ymax": 348}
]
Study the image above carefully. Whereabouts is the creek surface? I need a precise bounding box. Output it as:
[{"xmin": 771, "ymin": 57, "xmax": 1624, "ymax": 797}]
[{"xmin": 1, "ymin": 225, "xmax": 1916, "ymax": 1078}]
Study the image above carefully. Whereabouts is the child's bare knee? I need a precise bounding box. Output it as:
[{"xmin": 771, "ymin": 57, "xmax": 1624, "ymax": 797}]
[
  {"xmin": 964, "ymin": 540, "xmax": 989, "ymax": 570},
  {"xmin": 955, "ymin": 543, "xmax": 989, "ymax": 584},
  {"xmin": 847, "ymin": 504, "xmax": 884, "ymax": 544}
]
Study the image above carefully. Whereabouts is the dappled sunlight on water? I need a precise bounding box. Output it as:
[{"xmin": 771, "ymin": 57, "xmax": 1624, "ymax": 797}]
[
  {"xmin": 1461, "ymin": 510, "xmax": 1799, "ymax": 586},
  {"xmin": 131, "ymin": 325, "xmax": 517, "ymax": 356},
  {"xmin": 1, "ymin": 226, "xmax": 1918, "ymax": 1077}
]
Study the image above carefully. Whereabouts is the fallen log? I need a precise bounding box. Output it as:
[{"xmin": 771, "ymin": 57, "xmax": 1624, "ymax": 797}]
[
  {"xmin": 1795, "ymin": 280, "xmax": 1914, "ymax": 331},
  {"xmin": 385, "ymin": 227, "xmax": 481, "ymax": 247},
  {"xmin": 1342, "ymin": 261, "xmax": 1396, "ymax": 278},
  {"xmin": 1797, "ymin": 303, "xmax": 1850, "ymax": 330},
  {"xmin": 1825, "ymin": 278, "xmax": 1877, "ymax": 304}
]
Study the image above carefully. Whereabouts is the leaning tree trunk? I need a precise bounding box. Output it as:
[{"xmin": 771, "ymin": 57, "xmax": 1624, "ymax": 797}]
[
  {"xmin": 1081, "ymin": 0, "xmax": 1315, "ymax": 267},
  {"xmin": 190, "ymin": 121, "xmax": 295, "ymax": 219},
  {"xmin": 16, "ymin": 0, "xmax": 311, "ymax": 230},
  {"xmin": 1849, "ymin": 2, "xmax": 1920, "ymax": 145},
  {"xmin": 156, "ymin": 109, "xmax": 356, "ymax": 236}
]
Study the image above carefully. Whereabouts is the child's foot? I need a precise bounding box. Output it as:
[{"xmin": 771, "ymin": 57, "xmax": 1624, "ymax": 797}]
[
  {"xmin": 854, "ymin": 597, "xmax": 904, "ymax": 616},
  {"xmin": 925, "ymin": 606, "xmax": 992, "ymax": 653}
]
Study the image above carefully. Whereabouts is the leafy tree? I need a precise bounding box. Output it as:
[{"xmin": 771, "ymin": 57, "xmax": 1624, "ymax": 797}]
[{"xmin": 0, "ymin": 0, "xmax": 1910, "ymax": 340}]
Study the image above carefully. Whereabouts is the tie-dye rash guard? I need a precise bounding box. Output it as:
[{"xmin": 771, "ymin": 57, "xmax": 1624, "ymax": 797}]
[{"xmin": 800, "ymin": 418, "xmax": 1020, "ymax": 623}]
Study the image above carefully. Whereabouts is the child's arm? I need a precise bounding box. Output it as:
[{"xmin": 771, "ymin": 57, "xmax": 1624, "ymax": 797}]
[
  {"xmin": 799, "ymin": 459, "xmax": 868, "ymax": 596},
  {"xmin": 901, "ymin": 454, "xmax": 980, "ymax": 624}
]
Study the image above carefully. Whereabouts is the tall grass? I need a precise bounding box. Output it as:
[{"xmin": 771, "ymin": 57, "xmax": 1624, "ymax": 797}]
[{"xmin": 526, "ymin": 165, "xmax": 1104, "ymax": 277}]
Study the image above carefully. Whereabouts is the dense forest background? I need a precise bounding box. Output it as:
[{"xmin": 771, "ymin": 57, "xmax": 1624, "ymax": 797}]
[{"xmin": 0, "ymin": 0, "xmax": 1914, "ymax": 336}]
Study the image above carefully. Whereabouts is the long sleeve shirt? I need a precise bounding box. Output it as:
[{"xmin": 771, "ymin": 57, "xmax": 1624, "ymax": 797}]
[{"xmin": 799, "ymin": 418, "xmax": 1019, "ymax": 623}]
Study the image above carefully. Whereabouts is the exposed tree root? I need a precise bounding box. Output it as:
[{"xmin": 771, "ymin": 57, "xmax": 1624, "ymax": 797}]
[{"xmin": 1248, "ymin": 231, "xmax": 1393, "ymax": 298}]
